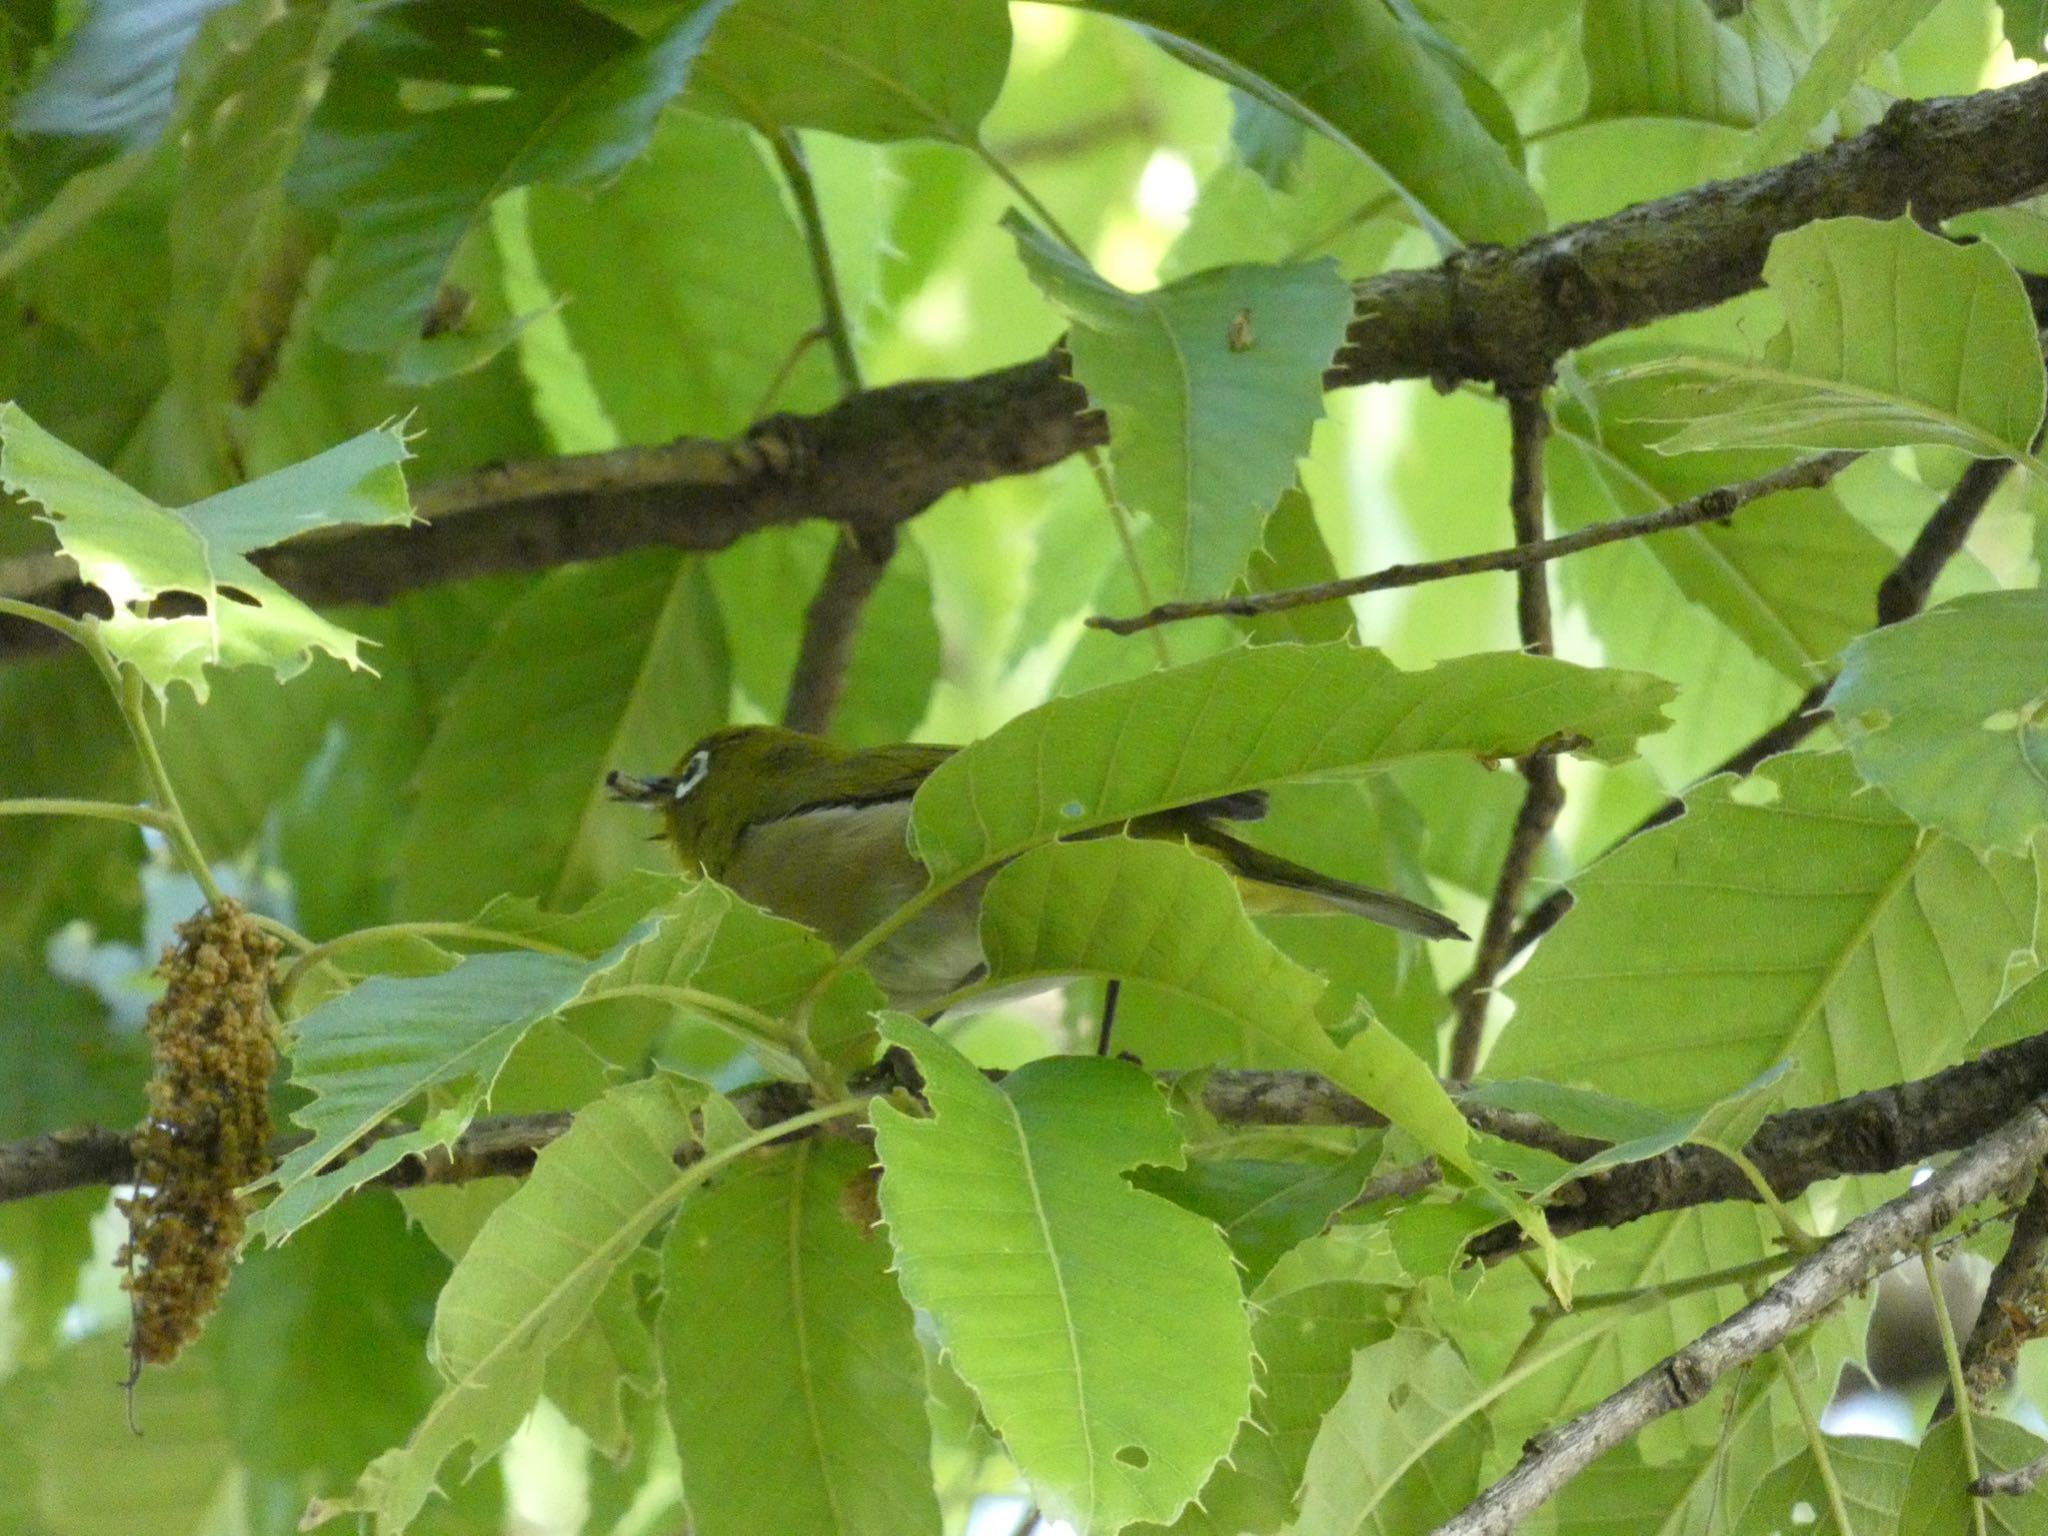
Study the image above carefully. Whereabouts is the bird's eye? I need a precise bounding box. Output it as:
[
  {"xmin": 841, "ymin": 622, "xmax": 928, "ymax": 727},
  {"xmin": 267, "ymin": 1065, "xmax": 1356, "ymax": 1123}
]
[{"xmin": 673, "ymin": 749, "xmax": 711, "ymax": 800}]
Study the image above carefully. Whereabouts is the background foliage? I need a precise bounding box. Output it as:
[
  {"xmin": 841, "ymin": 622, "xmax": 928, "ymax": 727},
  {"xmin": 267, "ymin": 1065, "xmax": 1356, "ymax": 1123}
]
[{"xmin": 3, "ymin": 2, "xmax": 2048, "ymax": 1534}]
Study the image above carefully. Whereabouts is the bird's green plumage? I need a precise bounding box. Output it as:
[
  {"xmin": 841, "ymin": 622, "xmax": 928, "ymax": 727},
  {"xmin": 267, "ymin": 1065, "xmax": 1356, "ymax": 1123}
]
[{"xmin": 611, "ymin": 723, "xmax": 1463, "ymax": 1009}]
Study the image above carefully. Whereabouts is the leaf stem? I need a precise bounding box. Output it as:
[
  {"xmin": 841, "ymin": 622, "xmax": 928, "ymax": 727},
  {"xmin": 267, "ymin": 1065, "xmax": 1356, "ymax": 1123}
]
[
  {"xmin": 0, "ymin": 595, "xmax": 85, "ymax": 644},
  {"xmin": 0, "ymin": 796, "xmax": 178, "ymax": 833},
  {"xmin": 578, "ymin": 982, "xmax": 842, "ymax": 1094},
  {"xmin": 1084, "ymin": 446, "xmax": 1172, "ymax": 669},
  {"xmin": 1924, "ymin": 1242, "xmax": 1989, "ymax": 1536},
  {"xmin": 773, "ymin": 128, "xmax": 863, "ymax": 397},
  {"xmin": 1774, "ymin": 1341, "xmax": 1855, "ymax": 1536},
  {"xmin": 72, "ymin": 627, "xmax": 224, "ymax": 906},
  {"xmin": 971, "ymin": 135, "xmax": 1084, "ymax": 257}
]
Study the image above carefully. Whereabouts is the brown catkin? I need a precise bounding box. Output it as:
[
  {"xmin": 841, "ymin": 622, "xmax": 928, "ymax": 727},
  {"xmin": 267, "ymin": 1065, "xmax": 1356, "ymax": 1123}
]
[{"xmin": 116, "ymin": 898, "xmax": 281, "ymax": 1370}]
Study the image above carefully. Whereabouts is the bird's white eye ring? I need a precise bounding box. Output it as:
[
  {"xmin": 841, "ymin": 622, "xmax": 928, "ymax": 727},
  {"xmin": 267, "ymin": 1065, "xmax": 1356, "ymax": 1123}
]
[{"xmin": 674, "ymin": 749, "xmax": 710, "ymax": 800}]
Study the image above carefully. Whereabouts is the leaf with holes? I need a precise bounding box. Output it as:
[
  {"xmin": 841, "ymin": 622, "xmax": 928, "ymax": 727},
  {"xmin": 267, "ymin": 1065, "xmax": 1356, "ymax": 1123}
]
[{"xmin": 0, "ymin": 404, "xmax": 410, "ymax": 701}]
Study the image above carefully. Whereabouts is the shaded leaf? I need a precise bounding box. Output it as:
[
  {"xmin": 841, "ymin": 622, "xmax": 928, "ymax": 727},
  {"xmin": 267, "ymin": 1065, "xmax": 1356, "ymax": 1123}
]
[
  {"xmin": 1830, "ymin": 590, "xmax": 2048, "ymax": 855},
  {"xmin": 293, "ymin": 0, "xmax": 733, "ymax": 352},
  {"xmin": 662, "ymin": 1139, "xmax": 939, "ymax": 1536},
  {"xmin": 1064, "ymin": 0, "xmax": 1542, "ymax": 246}
]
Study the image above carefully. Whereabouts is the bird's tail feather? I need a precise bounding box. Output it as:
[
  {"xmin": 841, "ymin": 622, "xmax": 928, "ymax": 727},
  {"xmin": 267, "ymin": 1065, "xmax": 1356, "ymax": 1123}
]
[{"xmin": 1188, "ymin": 827, "xmax": 1468, "ymax": 941}]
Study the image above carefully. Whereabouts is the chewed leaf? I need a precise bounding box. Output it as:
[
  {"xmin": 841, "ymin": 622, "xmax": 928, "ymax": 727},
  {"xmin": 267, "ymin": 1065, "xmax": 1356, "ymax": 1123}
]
[{"xmin": 0, "ymin": 404, "xmax": 412, "ymax": 700}]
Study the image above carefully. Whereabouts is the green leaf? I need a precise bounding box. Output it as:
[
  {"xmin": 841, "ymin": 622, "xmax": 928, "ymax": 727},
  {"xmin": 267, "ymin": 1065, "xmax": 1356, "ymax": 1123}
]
[
  {"xmin": 693, "ymin": 0, "xmax": 1010, "ymax": 141},
  {"xmin": 661, "ymin": 1139, "xmax": 940, "ymax": 1536},
  {"xmin": 1551, "ymin": 365, "xmax": 1893, "ymax": 690},
  {"xmin": 1739, "ymin": 0, "xmax": 1940, "ymax": 173},
  {"xmin": 972, "ymin": 839, "xmax": 1569, "ymax": 1295},
  {"xmin": 910, "ymin": 641, "xmax": 1674, "ymax": 887},
  {"xmin": 1582, "ymin": 0, "xmax": 1794, "ymax": 129},
  {"xmin": 525, "ymin": 110, "xmax": 833, "ymax": 443},
  {"xmin": 2005, "ymin": 0, "xmax": 2048, "ymax": 61},
  {"xmin": 1611, "ymin": 216, "xmax": 2047, "ymax": 461},
  {"xmin": 1012, "ymin": 217, "xmax": 1352, "ymax": 597},
  {"xmin": 0, "ymin": 1335, "xmax": 237, "ymax": 1535},
  {"xmin": 1133, "ymin": 1146, "xmax": 1380, "ymax": 1288},
  {"xmin": 314, "ymin": 1074, "xmax": 703, "ymax": 1534},
  {"xmin": 1900, "ymin": 1416, "xmax": 2048, "ymax": 1534},
  {"xmin": 293, "ymin": 0, "xmax": 734, "ymax": 353},
  {"xmin": 1291, "ymin": 1330, "xmax": 1488, "ymax": 1534},
  {"xmin": 871, "ymin": 1020, "xmax": 1253, "ymax": 1531},
  {"xmin": 1495, "ymin": 750, "xmax": 2036, "ymax": 1111},
  {"xmin": 395, "ymin": 552, "xmax": 729, "ymax": 920},
  {"xmin": 1062, "ymin": 0, "xmax": 1543, "ymax": 247},
  {"xmin": 250, "ymin": 944, "xmax": 621, "ymax": 1244},
  {"xmin": 165, "ymin": 0, "xmax": 358, "ymax": 484},
  {"xmin": 1829, "ymin": 591, "xmax": 2048, "ymax": 855},
  {"xmin": 1135, "ymin": 1281, "xmax": 1394, "ymax": 1536},
  {"xmin": 0, "ymin": 404, "xmax": 411, "ymax": 700},
  {"xmin": 1734, "ymin": 1435, "xmax": 1914, "ymax": 1535},
  {"xmin": 578, "ymin": 878, "xmax": 888, "ymax": 1068}
]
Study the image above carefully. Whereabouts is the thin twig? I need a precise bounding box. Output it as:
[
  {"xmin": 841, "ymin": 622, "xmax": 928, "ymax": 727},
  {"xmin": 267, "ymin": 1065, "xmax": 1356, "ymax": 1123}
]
[
  {"xmin": 1449, "ymin": 391, "xmax": 1563, "ymax": 1080},
  {"xmin": 772, "ymin": 125, "xmax": 895, "ymax": 737},
  {"xmin": 1089, "ymin": 451, "xmax": 1859, "ymax": 635},
  {"xmin": 1432, "ymin": 1096, "xmax": 2048, "ymax": 1536},
  {"xmin": 1976, "ymin": 1450, "xmax": 2048, "ymax": 1498},
  {"xmin": 1501, "ymin": 441, "xmax": 2015, "ymax": 971},
  {"xmin": 782, "ymin": 526, "xmax": 897, "ymax": 734}
]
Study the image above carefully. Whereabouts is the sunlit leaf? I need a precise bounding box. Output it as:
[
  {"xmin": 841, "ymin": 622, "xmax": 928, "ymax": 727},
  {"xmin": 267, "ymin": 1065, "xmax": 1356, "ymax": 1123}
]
[
  {"xmin": 1581, "ymin": 0, "xmax": 1795, "ymax": 129},
  {"xmin": 311, "ymin": 1074, "xmax": 703, "ymax": 1534},
  {"xmin": 1496, "ymin": 750, "xmax": 2036, "ymax": 1110},
  {"xmin": 1610, "ymin": 217, "xmax": 2046, "ymax": 461},
  {"xmin": 911, "ymin": 641, "xmax": 1674, "ymax": 885},
  {"xmin": 0, "ymin": 404, "xmax": 411, "ymax": 700}
]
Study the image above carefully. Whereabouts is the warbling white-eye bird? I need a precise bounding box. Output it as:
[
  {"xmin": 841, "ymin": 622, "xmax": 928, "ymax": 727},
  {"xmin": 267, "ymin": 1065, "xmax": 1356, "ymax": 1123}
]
[{"xmin": 607, "ymin": 724, "xmax": 1466, "ymax": 1013}]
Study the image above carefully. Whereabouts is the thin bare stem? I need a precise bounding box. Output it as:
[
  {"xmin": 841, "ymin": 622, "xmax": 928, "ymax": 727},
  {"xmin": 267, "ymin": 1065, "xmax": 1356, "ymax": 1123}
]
[
  {"xmin": 773, "ymin": 128, "xmax": 863, "ymax": 398},
  {"xmin": 1924, "ymin": 1243, "xmax": 1990, "ymax": 1536},
  {"xmin": 1091, "ymin": 451, "xmax": 1860, "ymax": 636},
  {"xmin": 0, "ymin": 797, "xmax": 177, "ymax": 833},
  {"xmin": 1449, "ymin": 390, "xmax": 1562, "ymax": 1080},
  {"xmin": 769, "ymin": 126, "xmax": 898, "ymax": 738},
  {"xmin": 971, "ymin": 135, "xmax": 1084, "ymax": 257}
]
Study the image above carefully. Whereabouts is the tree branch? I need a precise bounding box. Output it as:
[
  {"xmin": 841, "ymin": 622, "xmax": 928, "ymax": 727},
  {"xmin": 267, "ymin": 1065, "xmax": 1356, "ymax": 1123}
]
[
  {"xmin": 1941, "ymin": 1162, "xmax": 2048, "ymax": 1418},
  {"xmin": 1450, "ymin": 391, "xmax": 1564, "ymax": 1078},
  {"xmin": 1089, "ymin": 450, "xmax": 1859, "ymax": 635},
  {"xmin": 1435, "ymin": 1095, "xmax": 2048, "ymax": 1536},
  {"xmin": 7, "ymin": 72, "xmax": 2047, "ymax": 657},
  {"xmin": 1469, "ymin": 1029, "xmax": 2048, "ymax": 1260}
]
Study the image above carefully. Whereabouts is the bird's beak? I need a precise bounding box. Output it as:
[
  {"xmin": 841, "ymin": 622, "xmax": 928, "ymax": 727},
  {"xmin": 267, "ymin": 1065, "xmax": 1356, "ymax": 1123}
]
[{"xmin": 606, "ymin": 769, "xmax": 674, "ymax": 804}]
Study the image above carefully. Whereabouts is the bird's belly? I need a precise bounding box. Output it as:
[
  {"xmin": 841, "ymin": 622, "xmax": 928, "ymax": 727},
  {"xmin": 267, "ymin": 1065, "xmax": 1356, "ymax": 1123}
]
[{"xmin": 723, "ymin": 801, "xmax": 988, "ymax": 1010}]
